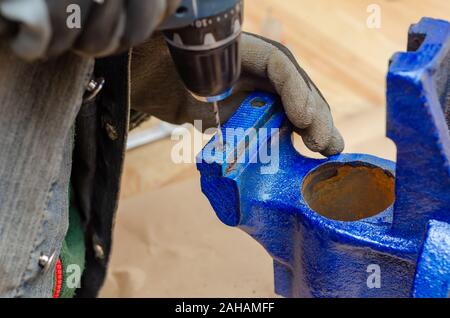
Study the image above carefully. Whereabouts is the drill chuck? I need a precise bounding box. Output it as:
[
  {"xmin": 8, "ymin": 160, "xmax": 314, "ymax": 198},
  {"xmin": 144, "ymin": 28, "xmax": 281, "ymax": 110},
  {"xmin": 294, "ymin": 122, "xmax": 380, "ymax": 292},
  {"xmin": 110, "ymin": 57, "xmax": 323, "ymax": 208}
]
[{"xmin": 160, "ymin": 0, "xmax": 244, "ymax": 102}]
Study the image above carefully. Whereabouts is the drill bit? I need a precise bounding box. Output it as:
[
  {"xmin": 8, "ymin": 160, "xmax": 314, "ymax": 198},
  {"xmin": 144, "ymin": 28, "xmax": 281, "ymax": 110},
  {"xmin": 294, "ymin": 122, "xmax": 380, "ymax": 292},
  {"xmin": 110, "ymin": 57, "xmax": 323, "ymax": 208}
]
[{"xmin": 213, "ymin": 101, "xmax": 224, "ymax": 152}]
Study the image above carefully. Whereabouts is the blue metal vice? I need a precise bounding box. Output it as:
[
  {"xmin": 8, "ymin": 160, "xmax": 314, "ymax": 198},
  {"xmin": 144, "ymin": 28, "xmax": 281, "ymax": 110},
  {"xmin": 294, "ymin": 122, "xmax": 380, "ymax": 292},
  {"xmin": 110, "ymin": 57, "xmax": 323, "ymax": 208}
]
[{"xmin": 197, "ymin": 18, "xmax": 450, "ymax": 298}]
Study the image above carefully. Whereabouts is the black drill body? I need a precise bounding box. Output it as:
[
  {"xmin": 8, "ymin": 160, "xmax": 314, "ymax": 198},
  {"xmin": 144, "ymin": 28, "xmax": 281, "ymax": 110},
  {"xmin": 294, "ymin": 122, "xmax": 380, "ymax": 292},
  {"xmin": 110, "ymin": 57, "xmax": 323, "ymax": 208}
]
[{"xmin": 159, "ymin": 0, "xmax": 244, "ymax": 102}]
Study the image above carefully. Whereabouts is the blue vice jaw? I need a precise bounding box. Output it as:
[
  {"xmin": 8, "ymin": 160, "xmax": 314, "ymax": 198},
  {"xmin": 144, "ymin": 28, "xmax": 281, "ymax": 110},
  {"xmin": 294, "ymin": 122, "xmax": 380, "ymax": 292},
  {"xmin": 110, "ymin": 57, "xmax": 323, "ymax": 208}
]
[{"xmin": 197, "ymin": 18, "xmax": 450, "ymax": 298}]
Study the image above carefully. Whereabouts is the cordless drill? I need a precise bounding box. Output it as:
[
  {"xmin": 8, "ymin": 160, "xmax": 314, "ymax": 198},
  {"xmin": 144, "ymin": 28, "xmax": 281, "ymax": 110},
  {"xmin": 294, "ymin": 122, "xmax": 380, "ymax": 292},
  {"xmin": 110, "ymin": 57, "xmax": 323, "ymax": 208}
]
[
  {"xmin": 158, "ymin": 0, "xmax": 244, "ymax": 103},
  {"xmin": 0, "ymin": 1, "xmax": 244, "ymax": 104}
]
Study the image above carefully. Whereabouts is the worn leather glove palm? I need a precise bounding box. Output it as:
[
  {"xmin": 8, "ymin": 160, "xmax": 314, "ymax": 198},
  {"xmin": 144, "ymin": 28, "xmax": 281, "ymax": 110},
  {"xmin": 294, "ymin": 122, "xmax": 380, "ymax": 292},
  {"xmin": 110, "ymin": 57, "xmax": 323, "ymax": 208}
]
[
  {"xmin": 131, "ymin": 33, "xmax": 344, "ymax": 156},
  {"xmin": 0, "ymin": 0, "xmax": 180, "ymax": 60}
]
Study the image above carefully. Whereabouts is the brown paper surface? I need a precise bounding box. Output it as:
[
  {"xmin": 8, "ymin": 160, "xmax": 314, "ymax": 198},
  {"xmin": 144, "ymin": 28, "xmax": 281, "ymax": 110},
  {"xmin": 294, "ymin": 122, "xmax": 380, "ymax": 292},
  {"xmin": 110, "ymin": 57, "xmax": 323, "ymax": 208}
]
[{"xmin": 100, "ymin": 177, "xmax": 276, "ymax": 298}]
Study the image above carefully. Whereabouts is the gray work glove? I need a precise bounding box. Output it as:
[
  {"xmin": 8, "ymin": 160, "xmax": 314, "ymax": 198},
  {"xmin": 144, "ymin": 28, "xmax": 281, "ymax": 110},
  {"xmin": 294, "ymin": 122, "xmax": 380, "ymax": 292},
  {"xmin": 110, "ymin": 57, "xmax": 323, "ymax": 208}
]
[
  {"xmin": 131, "ymin": 33, "xmax": 344, "ymax": 156},
  {"xmin": 0, "ymin": 0, "xmax": 180, "ymax": 60}
]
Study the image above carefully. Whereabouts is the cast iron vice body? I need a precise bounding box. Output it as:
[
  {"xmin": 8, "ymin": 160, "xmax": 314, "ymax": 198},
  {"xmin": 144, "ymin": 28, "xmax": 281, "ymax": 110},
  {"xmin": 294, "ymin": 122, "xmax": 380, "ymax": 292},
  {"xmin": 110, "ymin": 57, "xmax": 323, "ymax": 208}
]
[{"xmin": 197, "ymin": 18, "xmax": 450, "ymax": 298}]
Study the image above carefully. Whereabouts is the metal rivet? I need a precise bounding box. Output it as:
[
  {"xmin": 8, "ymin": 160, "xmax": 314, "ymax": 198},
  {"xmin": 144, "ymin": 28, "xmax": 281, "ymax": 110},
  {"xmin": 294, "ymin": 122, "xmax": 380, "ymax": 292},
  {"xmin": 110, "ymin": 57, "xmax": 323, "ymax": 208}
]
[
  {"xmin": 38, "ymin": 252, "xmax": 56, "ymax": 272},
  {"xmin": 84, "ymin": 77, "xmax": 105, "ymax": 102},
  {"xmin": 105, "ymin": 122, "xmax": 118, "ymax": 141},
  {"xmin": 94, "ymin": 244, "xmax": 105, "ymax": 260}
]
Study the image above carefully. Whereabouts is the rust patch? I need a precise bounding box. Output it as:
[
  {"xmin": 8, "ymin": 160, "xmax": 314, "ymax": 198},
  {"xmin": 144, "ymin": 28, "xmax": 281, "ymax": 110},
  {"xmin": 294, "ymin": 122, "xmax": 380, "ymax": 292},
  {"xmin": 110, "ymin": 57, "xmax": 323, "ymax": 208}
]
[{"xmin": 302, "ymin": 163, "xmax": 395, "ymax": 222}]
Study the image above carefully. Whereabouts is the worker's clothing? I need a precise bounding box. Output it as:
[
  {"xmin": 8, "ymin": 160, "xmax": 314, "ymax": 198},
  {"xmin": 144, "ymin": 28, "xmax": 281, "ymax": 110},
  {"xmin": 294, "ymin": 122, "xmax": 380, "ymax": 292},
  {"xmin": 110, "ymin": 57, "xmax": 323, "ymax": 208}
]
[
  {"xmin": 0, "ymin": 40, "xmax": 169, "ymax": 297},
  {"xmin": 55, "ymin": 185, "xmax": 85, "ymax": 298},
  {"xmin": 0, "ymin": 45, "xmax": 92, "ymax": 297}
]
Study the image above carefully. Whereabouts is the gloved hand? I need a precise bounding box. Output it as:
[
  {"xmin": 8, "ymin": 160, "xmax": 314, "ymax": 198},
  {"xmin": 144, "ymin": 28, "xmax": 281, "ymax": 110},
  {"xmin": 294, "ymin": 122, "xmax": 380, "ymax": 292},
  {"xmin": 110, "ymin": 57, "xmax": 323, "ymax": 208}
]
[
  {"xmin": 131, "ymin": 33, "xmax": 344, "ymax": 156},
  {"xmin": 0, "ymin": 0, "xmax": 180, "ymax": 60}
]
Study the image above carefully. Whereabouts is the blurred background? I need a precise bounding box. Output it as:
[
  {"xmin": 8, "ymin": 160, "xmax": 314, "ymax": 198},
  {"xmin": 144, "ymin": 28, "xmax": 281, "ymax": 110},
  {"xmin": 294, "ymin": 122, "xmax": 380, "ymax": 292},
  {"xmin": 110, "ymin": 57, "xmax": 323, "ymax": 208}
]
[{"xmin": 100, "ymin": 0, "xmax": 450, "ymax": 297}]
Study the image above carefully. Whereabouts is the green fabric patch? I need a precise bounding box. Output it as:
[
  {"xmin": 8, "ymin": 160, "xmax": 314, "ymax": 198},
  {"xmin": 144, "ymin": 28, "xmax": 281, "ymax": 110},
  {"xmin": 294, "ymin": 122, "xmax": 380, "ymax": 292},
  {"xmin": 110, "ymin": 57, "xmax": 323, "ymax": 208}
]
[{"xmin": 54, "ymin": 186, "xmax": 86, "ymax": 298}]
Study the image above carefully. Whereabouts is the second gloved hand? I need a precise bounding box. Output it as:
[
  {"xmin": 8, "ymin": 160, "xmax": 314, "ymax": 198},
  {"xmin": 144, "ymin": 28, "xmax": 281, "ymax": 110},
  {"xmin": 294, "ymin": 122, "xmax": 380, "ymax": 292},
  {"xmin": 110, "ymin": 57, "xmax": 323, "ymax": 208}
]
[
  {"xmin": 131, "ymin": 33, "xmax": 344, "ymax": 157},
  {"xmin": 0, "ymin": 0, "xmax": 180, "ymax": 60}
]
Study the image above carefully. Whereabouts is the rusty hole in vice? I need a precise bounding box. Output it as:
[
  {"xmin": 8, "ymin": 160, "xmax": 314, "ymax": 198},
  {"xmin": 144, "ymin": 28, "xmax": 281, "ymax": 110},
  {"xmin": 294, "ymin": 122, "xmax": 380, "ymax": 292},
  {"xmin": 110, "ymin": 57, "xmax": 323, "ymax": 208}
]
[
  {"xmin": 302, "ymin": 162, "xmax": 395, "ymax": 222},
  {"xmin": 250, "ymin": 97, "xmax": 267, "ymax": 108}
]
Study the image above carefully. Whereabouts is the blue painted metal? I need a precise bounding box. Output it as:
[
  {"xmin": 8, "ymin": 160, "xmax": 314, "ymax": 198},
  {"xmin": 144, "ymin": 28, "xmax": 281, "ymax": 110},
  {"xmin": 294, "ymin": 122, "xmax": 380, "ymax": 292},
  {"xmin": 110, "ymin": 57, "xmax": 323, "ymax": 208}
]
[
  {"xmin": 197, "ymin": 17, "xmax": 450, "ymax": 298},
  {"xmin": 413, "ymin": 220, "xmax": 450, "ymax": 298}
]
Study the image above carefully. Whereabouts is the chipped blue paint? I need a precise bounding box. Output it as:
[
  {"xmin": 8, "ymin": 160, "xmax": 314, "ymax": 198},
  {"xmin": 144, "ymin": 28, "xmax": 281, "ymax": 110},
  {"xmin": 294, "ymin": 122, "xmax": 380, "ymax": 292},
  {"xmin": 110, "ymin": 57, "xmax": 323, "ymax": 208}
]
[{"xmin": 197, "ymin": 18, "xmax": 450, "ymax": 298}]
